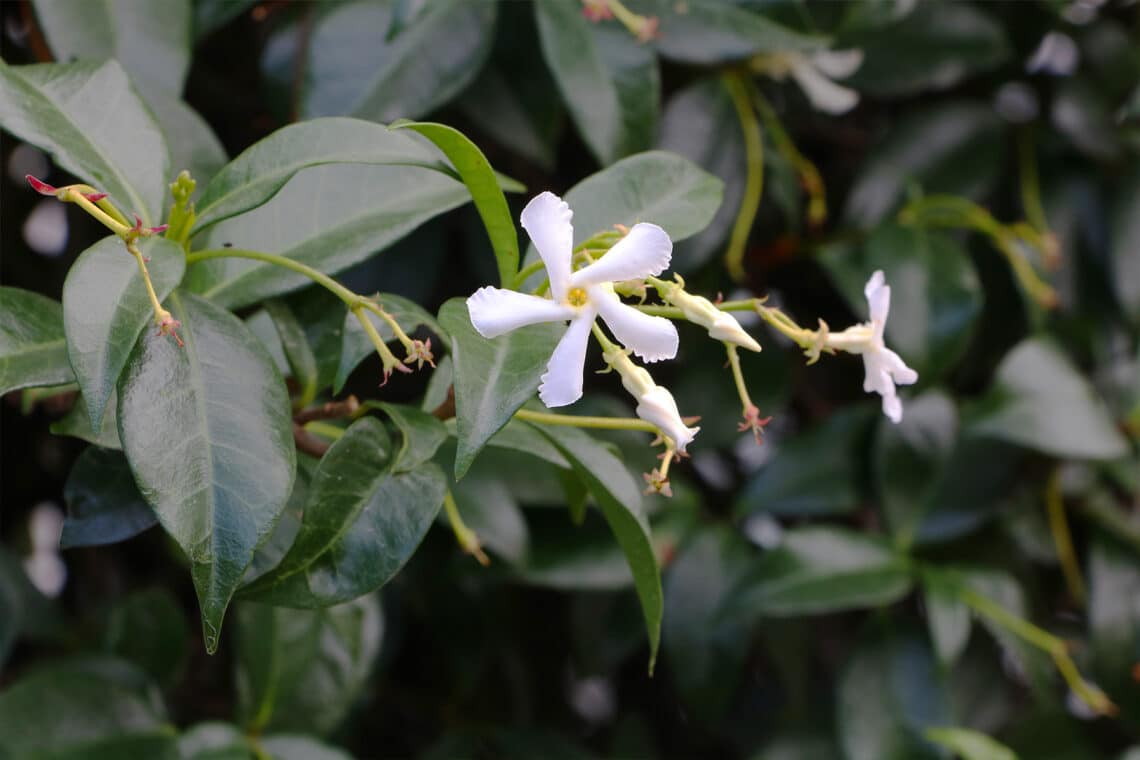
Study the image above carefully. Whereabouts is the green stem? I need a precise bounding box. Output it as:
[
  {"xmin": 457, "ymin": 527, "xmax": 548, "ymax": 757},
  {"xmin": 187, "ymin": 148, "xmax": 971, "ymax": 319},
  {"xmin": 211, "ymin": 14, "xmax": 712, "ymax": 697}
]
[
  {"xmin": 725, "ymin": 344, "xmax": 753, "ymax": 413},
  {"xmin": 303, "ymin": 421, "xmax": 346, "ymax": 440},
  {"xmin": 515, "ymin": 407, "xmax": 657, "ymax": 434},
  {"xmin": 186, "ymin": 249, "xmax": 360, "ymax": 305},
  {"xmin": 511, "ymin": 258, "xmax": 548, "ymax": 290},
  {"xmin": 1045, "ymin": 468, "xmax": 1087, "ymax": 606},
  {"xmin": 443, "ymin": 490, "xmax": 490, "ymax": 566},
  {"xmin": 1017, "ymin": 128, "xmax": 1049, "ymax": 234},
  {"xmin": 752, "ymin": 89, "xmax": 827, "ymax": 225},
  {"xmin": 723, "ymin": 71, "xmax": 765, "ymax": 282}
]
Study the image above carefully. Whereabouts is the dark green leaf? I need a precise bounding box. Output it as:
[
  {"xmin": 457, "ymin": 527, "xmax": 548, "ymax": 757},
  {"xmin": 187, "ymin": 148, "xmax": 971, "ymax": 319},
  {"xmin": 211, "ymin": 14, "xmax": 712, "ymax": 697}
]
[
  {"xmin": 104, "ymin": 588, "xmax": 189, "ymax": 687},
  {"xmin": 374, "ymin": 402, "xmax": 447, "ymax": 472},
  {"xmin": 512, "ymin": 513, "xmax": 634, "ymax": 590},
  {"xmin": 818, "ymin": 224, "xmax": 982, "ymax": 382},
  {"xmin": 467, "ymin": 417, "xmax": 571, "ymax": 468},
  {"xmin": 31, "ymin": 0, "xmax": 192, "ymax": 96},
  {"xmin": 334, "ymin": 293, "xmax": 443, "ymax": 394},
  {"xmin": 241, "ymin": 418, "xmax": 445, "ymax": 607},
  {"xmin": 51, "ymin": 392, "xmax": 122, "ymax": 449},
  {"xmin": 965, "ymin": 338, "xmax": 1129, "ymax": 461},
  {"xmin": 438, "ymin": 298, "xmax": 564, "ymax": 479},
  {"xmin": 837, "ymin": 631, "xmax": 951, "ymax": 760},
  {"xmin": 235, "ymin": 595, "xmax": 382, "ymax": 735},
  {"xmin": 458, "ymin": 64, "xmax": 562, "ymax": 171},
  {"xmin": 0, "ymin": 60, "xmax": 169, "ymax": 225},
  {"xmin": 177, "ymin": 722, "xmax": 249, "ymax": 760},
  {"xmin": 729, "ymin": 526, "xmax": 913, "ymax": 617},
  {"xmin": 842, "ymin": 3, "xmax": 1010, "ymax": 97},
  {"xmin": 61, "ymin": 446, "xmax": 156, "ymax": 549},
  {"xmin": 1088, "ymin": 534, "xmax": 1140, "ymax": 695},
  {"xmin": 535, "ymin": 0, "xmax": 659, "ymax": 166},
  {"xmin": 63, "ymin": 236, "xmax": 186, "ymax": 429},
  {"xmin": 843, "ymin": 101, "xmax": 1004, "ymax": 227},
  {"xmin": 258, "ymin": 735, "xmax": 353, "ymax": 760},
  {"xmin": 1110, "ymin": 167, "xmax": 1140, "ymax": 323},
  {"xmin": 0, "ymin": 658, "xmax": 173, "ymax": 758},
  {"xmin": 450, "ymin": 466, "xmax": 530, "ymax": 565},
  {"xmin": 275, "ymin": 0, "xmax": 495, "ymax": 123},
  {"xmin": 144, "ymin": 89, "xmax": 228, "ymax": 188},
  {"xmin": 530, "ymin": 423, "xmax": 663, "ymax": 672},
  {"xmin": 117, "ymin": 291, "xmax": 296, "ymax": 652},
  {"xmin": 922, "ymin": 572, "xmax": 971, "ymax": 670},
  {"xmin": 194, "ymin": 0, "xmax": 255, "ymax": 39},
  {"xmin": 925, "ymin": 727, "xmax": 1018, "ymax": 760},
  {"xmin": 0, "ymin": 286, "xmax": 74, "ymax": 396},
  {"xmin": 393, "ymin": 121, "xmax": 520, "ymax": 286},
  {"xmin": 264, "ymin": 299, "xmax": 318, "ymax": 408},
  {"xmin": 190, "ymin": 162, "xmax": 470, "ymax": 309},
  {"xmin": 242, "ymin": 456, "xmax": 315, "ymax": 587}
]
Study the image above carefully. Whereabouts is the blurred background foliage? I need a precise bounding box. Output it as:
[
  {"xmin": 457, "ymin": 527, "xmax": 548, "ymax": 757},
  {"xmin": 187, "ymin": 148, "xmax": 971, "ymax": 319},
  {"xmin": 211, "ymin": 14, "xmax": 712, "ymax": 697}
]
[{"xmin": 2, "ymin": 0, "xmax": 1139, "ymax": 758}]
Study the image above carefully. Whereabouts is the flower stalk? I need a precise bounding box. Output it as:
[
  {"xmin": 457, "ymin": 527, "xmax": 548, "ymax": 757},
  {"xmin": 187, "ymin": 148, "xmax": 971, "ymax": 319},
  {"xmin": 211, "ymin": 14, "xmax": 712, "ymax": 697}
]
[{"xmin": 443, "ymin": 490, "xmax": 490, "ymax": 566}]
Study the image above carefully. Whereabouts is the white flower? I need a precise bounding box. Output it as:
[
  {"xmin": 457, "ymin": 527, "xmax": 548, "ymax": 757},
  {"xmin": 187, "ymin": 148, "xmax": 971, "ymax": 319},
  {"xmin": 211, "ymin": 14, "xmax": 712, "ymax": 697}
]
[
  {"xmin": 636, "ymin": 386, "xmax": 699, "ymax": 452},
  {"xmin": 23, "ymin": 502, "xmax": 66, "ymax": 598},
  {"xmin": 759, "ymin": 49, "xmax": 864, "ymax": 115},
  {"xmin": 825, "ymin": 270, "xmax": 918, "ymax": 423},
  {"xmin": 467, "ymin": 192, "xmax": 679, "ymax": 408},
  {"xmin": 663, "ymin": 284, "xmax": 760, "ymax": 352}
]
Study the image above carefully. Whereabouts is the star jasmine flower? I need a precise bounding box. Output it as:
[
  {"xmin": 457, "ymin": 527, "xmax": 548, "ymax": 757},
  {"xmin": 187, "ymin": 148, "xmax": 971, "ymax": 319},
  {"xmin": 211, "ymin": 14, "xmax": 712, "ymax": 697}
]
[
  {"xmin": 467, "ymin": 192, "xmax": 679, "ymax": 408},
  {"xmin": 825, "ymin": 270, "xmax": 918, "ymax": 423},
  {"xmin": 756, "ymin": 49, "xmax": 864, "ymax": 115}
]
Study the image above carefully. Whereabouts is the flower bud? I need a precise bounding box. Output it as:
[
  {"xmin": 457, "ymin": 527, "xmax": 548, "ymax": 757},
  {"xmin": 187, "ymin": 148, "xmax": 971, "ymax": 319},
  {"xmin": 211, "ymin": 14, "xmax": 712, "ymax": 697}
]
[
  {"xmin": 635, "ymin": 386, "xmax": 699, "ymax": 453},
  {"xmin": 663, "ymin": 284, "xmax": 761, "ymax": 352}
]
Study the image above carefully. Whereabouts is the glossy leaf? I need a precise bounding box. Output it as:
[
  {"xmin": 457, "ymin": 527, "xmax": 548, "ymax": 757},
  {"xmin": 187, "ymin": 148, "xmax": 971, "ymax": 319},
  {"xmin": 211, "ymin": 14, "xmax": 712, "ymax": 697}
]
[
  {"xmin": 843, "ymin": 3, "xmax": 1010, "ymax": 96},
  {"xmin": 965, "ymin": 338, "xmax": 1129, "ymax": 461},
  {"xmin": 374, "ymin": 402, "xmax": 448, "ymax": 472},
  {"xmin": 271, "ymin": 0, "xmax": 495, "ymax": 123},
  {"xmin": 31, "ymin": 0, "xmax": 192, "ymax": 96},
  {"xmin": 438, "ymin": 298, "xmax": 564, "ymax": 479},
  {"xmin": 925, "ymin": 727, "xmax": 1019, "ymax": 760},
  {"xmin": 1110, "ymin": 167, "xmax": 1140, "ymax": 323},
  {"xmin": 0, "ymin": 658, "xmax": 173, "ymax": 759},
  {"xmin": 838, "ymin": 631, "xmax": 951, "ymax": 760},
  {"xmin": 729, "ymin": 526, "xmax": 913, "ymax": 617},
  {"xmin": 190, "ymin": 162, "xmax": 471, "ymax": 309},
  {"xmin": 104, "ymin": 588, "xmax": 189, "ymax": 687},
  {"xmin": 117, "ymin": 291, "xmax": 296, "ymax": 652},
  {"xmin": 190, "ymin": 117, "xmax": 453, "ymax": 234},
  {"xmin": 393, "ymin": 121, "xmax": 520, "ymax": 286},
  {"xmin": 0, "ymin": 286, "xmax": 74, "ymax": 396},
  {"xmin": 636, "ymin": 0, "xmax": 822, "ymax": 64},
  {"xmin": 0, "ymin": 60, "xmax": 168, "ymax": 225},
  {"xmin": 535, "ymin": 0, "xmax": 660, "ymax": 166},
  {"xmin": 264, "ymin": 299, "xmax": 319, "ymax": 407},
  {"xmin": 63, "ymin": 235, "xmax": 186, "ymax": 429},
  {"xmin": 335, "ymin": 293, "xmax": 443, "ymax": 393},
  {"xmin": 51, "ymin": 390, "xmax": 122, "ymax": 449},
  {"xmin": 235, "ymin": 595, "xmax": 382, "ymax": 735},
  {"xmin": 818, "ymin": 223, "xmax": 982, "ymax": 382},
  {"xmin": 61, "ymin": 446, "xmax": 156, "ymax": 549},
  {"xmin": 530, "ymin": 423, "xmax": 663, "ymax": 672},
  {"xmin": 241, "ymin": 417, "xmax": 446, "ymax": 607}
]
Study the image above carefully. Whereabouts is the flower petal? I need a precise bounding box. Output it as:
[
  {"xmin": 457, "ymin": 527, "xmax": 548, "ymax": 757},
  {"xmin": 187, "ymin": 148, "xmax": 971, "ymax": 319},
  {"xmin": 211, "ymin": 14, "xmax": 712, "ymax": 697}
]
[
  {"xmin": 593, "ymin": 286, "xmax": 678, "ymax": 363},
  {"xmin": 539, "ymin": 311, "xmax": 595, "ymax": 408},
  {"xmin": 570, "ymin": 223, "xmax": 672, "ymax": 287},
  {"xmin": 467, "ymin": 287, "xmax": 575, "ymax": 338},
  {"xmin": 881, "ymin": 389, "xmax": 903, "ymax": 424},
  {"xmin": 864, "ymin": 269, "xmax": 890, "ymax": 326},
  {"xmin": 521, "ymin": 191, "xmax": 574, "ymax": 302},
  {"xmin": 790, "ymin": 59, "xmax": 859, "ymax": 114},
  {"xmin": 811, "ymin": 49, "xmax": 864, "ymax": 79},
  {"xmin": 635, "ymin": 387, "xmax": 699, "ymax": 452},
  {"xmin": 880, "ymin": 347, "xmax": 918, "ymax": 385}
]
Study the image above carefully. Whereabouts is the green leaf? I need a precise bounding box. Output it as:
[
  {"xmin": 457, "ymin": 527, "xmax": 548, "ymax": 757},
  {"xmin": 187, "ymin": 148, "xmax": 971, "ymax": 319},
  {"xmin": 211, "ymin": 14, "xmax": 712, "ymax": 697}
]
[
  {"xmin": 735, "ymin": 406, "xmax": 875, "ymax": 518},
  {"xmin": 241, "ymin": 417, "xmax": 446, "ymax": 607},
  {"xmin": 842, "ymin": 3, "xmax": 1010, "ymax": 97},
  {"xmin": 474, "ymin": 418, "xmax": 571, "ymax": 468},
  {"xmin": 535, "ymin": 0, "xmax": 659, "ymax": 166},
  {"xmin": 190, "ymin": 117, "xmax": 454, "ymax": 234},
  {"xmin": 0, "ymin": 658, "xmax": 173, "ymax": 759},
  {"xmin": 104, "ymin": 588, "xmax": 190, "ymax": 687},
  {"xmin": 243, "ymin": 456, "xmax": 316, "ymax": 588},
  {"xmin": 374, "ymin": 402, "xmax": 447, "ymax": 472},
  {"xmin": 818, "ymin": 224, "xmax": 982, "ymax": 382},
  {"xmin": 449, "ymin": 466, "xmax": 530, "ymax": 565},
  {"xmin": 458, "ymin": 64, "xmax": 562, "ymax": 172},
  {"xmin": 61, "ymin": 446, "xmax": 156, "ymax": 549},
  {"xmin": 438, "ymin": 299, "xmax": 564, "ymax": 478},
  {"xmin": 922, "ymin": 572, "xmax": 971, "ymax": 670},
  {"xmin": 1110, "ymin": 167, "xmax": 1140, "ymax": 323},
  {"xmin": 31, "ymin": 0, "xmax": 192, "ymax": 96},
  {"xmin": 393, "ymin": 121, "xmax": 519, "ymax": 286},
  {"xmin": 634, "ymin": 0, "xmax": 823, "ymax": 64},
  {"xmin": 0, "ymin": 286, "xmax": 74, "ymax": 396},
  {"xmin": 729, "ymin": 526, "xmax": 913, "ymax": 617},
  {"xmin": 177, "ymin": 722, "xmax": 249, "ymax": 760},
  {"xmin": 264, "ymin": 299, "xmax": 319, "ymax": 408},
  {"xmin": 334, "ymin": 293, "xmax": 443, "ymax": 394},
  {"xmin": 258, "ymin": 735, "xmax": 353, "ymax": 760},
  {"xmin": 838, "ymin": 631, "xmax": 951, "ymax": 760},
  {"xmin": 529, "ymin": 423, "xmax": 663, "ymax": 672},
  {"xmin": 235, "ymin": 595, "xmax": 382, "ymax": 736},
  {"xmin": 270, "ymin": 0, "xmax": 495, "ymax": 123},
  {"xmin": 144, "ymin": 88, "xmax": 228, "ymax": 187},
  {"xmin": 190, "ymin": 162, "xmax": 470, "ymax": 309},
  {"xmin": 117, "ymin": 291, "xmax": 296, "ymax": 652},
  {"xmin": 51, "ymin": 392, "xmax": 122, "ymax": 449},
  {"xmin": 965, "ymin": 338, "xmax": 1129, "ymax": 461},
  {"xmin": 1088, "ymin": 534, "xmax": 1140, "ymax": 697},
  {"xmin": 0, "ymin": 60, "xmax": 169, "ymax": 225},
  {"xmin": 925, "ymin": 727, "xmax": 1019, "ymax": 760},
  {"xmin": 843, "ymin": 101, "xmax": 1004, "ymax": 227},
  {"xmin": 63, "ymin": 236, "xmax": 186, "ymax": 429}
]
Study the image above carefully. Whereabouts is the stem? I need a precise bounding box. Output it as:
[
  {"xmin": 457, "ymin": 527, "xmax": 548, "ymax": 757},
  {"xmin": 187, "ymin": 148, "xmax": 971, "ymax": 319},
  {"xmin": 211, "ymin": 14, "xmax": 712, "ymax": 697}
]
[
  {"xmin": 359, "ymin": 300, "xmax": 415, "ymax": 353},
  {"xmin": 127, "ymin": 242, "xmax": 165, "ymax": 317},
  {"xmin": 723, "ymin": 71, "xmax": 765, "ymax": 282},
  {"xmin": 511, "ymin": 258, "xmax": 548, "ymax": 290},
  {"xmin": 515, "ymin": 407, "xmax": 658, "ymax": 434},
  {"xmin": 186, "ymin": 249, "xmax": 360, "ymax": 305},
  {"xmin": 303, "ymin": 420, "xmax": 345, "ymax": 440},
  {"xmin": 752, "ymin": 90, "xmax": 827, "ymax": 226},
  {"xmin": 1046, "ymin": 469, "xmax": 1087, "ymax": 606},
  {"xmin": 65, "ymin": 189, "xmax": 131, "ymax": 236},
  {"xmin": 443, "ymin": 490, "xmax": 490, "ymax": 566},
  {"xmin": 351, "ymin": 306, "xmax": 405, "ymax": 373},
  {"xmin": 1078, "ymin": 495, "xmax": 1140, "ymax": 555},
  {"xmin": 1018, "ymin": 128, "xmax": 1049, "ymax": 234},
  {"xmin": 726, "ymin": 345, "xmax": 754, "ymax": 413}
]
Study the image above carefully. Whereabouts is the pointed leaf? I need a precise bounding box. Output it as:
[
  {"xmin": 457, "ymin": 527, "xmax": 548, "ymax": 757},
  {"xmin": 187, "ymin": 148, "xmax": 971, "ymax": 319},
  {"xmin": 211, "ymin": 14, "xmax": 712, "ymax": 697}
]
[
  {"xmin": 51, "ymin": 392, "xmax": 122, "ymax": 449},
  {"xmin": 117, "ymin": 291, "xmax": 296, "ymax": 652},
  {"xmin": 0, "ymin": 60, "xmax": 169, "ymax": 224},
  {"xmin": 264, "ymin": 299, "xmax": 318, "ymax": 407},
  {"xmin": 0, "ymin": 286, "xmax": 74, "ymax": 395},
  {"xmin": 61, "ymin": 446, "xmax": 157, "ymax": 549},
  {"xmin": 437, "ymin": 298, "xmax": 564, "ymax": 478},
  {"xmin": 63, "ymin": 236, "xmax": 185, "ymax": 429},
  {"xmin": 241, "ymin": 417, "xmax": 446, "ymax": 607},
  {"xmin": 374, "ymin": 402, "xmax": 447, "ymax": 472}
]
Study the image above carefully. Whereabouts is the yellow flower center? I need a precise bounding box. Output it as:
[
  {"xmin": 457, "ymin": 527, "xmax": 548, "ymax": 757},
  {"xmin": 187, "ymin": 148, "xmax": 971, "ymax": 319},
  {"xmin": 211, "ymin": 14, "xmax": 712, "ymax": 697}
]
[{"xmin": 567, "ymin": 287, "xmax": 589, "ymax": 307}]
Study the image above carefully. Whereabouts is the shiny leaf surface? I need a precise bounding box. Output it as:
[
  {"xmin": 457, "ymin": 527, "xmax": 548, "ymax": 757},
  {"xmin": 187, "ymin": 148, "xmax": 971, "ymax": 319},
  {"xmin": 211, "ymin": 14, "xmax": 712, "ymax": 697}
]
[
  {"xmin": 0, "ymin": 286, "xmax": 74, "ymax": 395},
  {"xmin": 61, "ymin": 446, "xmax": 156, "ymax": 549}
]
